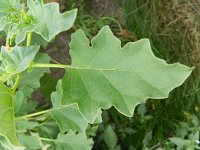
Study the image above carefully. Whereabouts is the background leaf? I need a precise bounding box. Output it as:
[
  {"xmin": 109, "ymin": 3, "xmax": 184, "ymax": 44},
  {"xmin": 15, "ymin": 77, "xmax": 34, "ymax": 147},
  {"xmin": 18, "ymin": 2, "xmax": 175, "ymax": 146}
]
[
  {"xmin": 18, "ymin": 134, "xmax": 40, "ymax": 150},
  {"xmin": 61, "ymin": 26, "xmax": 192, "ymax": 123},
  {"xmin": 14, "ymin": 86, "xmax": 37, "ymax": 116},
  {"xmin": 48, "ymin": 132, "xmax": 93, "ymax": 150},
  {"xmin": 0, "ymin": 0, "xmax": 23, "ymax": 13}
]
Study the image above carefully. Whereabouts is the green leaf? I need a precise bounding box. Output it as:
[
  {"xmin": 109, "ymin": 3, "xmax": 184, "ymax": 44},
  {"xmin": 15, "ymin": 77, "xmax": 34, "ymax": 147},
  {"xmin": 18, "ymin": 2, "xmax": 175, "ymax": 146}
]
[
  {"xmin": 24, "ymin": 0, "xmax": 77, "ymax": 42},
  {"xmin": 51, "ymin": 80, "xmax": 88, "ymax": 133},
  {"xmin": 16, "ymin": 120, "xmax": 39, "ymax": 132},
  {"xmin": 62, "ymin": 26, "xmax": 193, "ymax": 123},
  {"xmin": 169, "ymin": 137, "xmax": 192, "ymax": 148},
  {"xmin": 14, "ymin": 87, "xmax": 37, "ymax": 116},
  {"xmin": 48, "ymin": 132, "xmax": 93, "ymax": 150},
  {"xmin": 0, "ymin": 135, "xmax": 24, "ymax": 150},
  {"xmin": 40, "ymin": 73, "xmax": 58, "ymax": 98},
  {"xmin": 0, "ymin": 45, "xmax": 40, "ymax": 82},
  {"xmin": 1, "ymin": 45, "xmax": 40, "ymax": 73},
  {"xmin": 0, "ymin": 14, "xmax": 12, "ymax": 32},
  {"xmin": 38, "ymin": 120, "xmax": 60, "ymax": 139},
  {"xmin": 103, "ymin": 125, "xmax": 118, "ymax": 150},
  {"xmin": 0, "ymin": 0, "xmax": 23, "ymax": 13},
  {"xmin": 18, "ymin": 134, "xmax": 40, "ymax": 150},
  {"xmin": 0, "ymin": 82, "xmax": 19, "ymax": 146},
  {"xmin": 19, "ymin": 53, "xmax": 50, "ymax": 89}
]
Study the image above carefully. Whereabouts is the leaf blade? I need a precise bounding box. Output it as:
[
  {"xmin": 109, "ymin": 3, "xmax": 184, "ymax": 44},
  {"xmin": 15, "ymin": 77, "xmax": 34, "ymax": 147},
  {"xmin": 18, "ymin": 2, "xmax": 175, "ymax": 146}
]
[
  {"xmin": 0, "ymin": 82, "xmax": 19, "ymax": 146},
  {"xmin": 62, "ymin": 26, "xmax": 193, "ymax": 123}
]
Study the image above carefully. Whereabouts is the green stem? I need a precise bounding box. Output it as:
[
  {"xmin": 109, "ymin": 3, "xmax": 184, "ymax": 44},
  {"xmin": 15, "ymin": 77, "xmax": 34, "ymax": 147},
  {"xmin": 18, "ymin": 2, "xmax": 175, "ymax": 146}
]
[
  {"xmin": 26, "ymin": 32, "xmax": 32, "ymax": 46},
  {"xmin": 6, "ymin": 38, "xmax": 10, "ymax": 47},
  {"xmin": 31, "ymin": 63, "xmax": 68, "ymax": 69},
  {"xmin": 12, "ymin": 74, "xmax": 21, "ymax": 93},
  {"xmin": 6, "ymin": 26, "xmax": 12, "ymax": 47},
  {"xmin": 40, "ymin": 137, "xmax": 54, "ymax": 142},
  {"xmin": 15, "ymin": 109, "xmax": 51, "ymax": 120}
]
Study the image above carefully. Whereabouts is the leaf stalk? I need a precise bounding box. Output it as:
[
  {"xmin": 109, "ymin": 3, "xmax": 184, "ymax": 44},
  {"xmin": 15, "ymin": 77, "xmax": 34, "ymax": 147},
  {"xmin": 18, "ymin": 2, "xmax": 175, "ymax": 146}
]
[{"xmin": 15, "ymin": 109, "xmax": 51, "ymax": 120}]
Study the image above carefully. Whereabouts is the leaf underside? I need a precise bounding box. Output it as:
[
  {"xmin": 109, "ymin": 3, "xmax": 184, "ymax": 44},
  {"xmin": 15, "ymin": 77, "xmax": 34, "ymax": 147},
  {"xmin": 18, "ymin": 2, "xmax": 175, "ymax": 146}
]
[{"xmin": 62, "ymin": 26, "xmax": 193, "ymax": 123}]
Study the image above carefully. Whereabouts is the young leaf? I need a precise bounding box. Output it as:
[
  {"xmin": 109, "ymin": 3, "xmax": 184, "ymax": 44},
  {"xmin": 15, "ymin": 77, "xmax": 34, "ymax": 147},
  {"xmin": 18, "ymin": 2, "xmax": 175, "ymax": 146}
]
[
  {"xmin": 103, "ymin": 125, "xmax": 118, "ymax": 150},
  {"xmin": 51, "ymin": 80, "xmax": 88, "ymax": 133},
  {"xmin": 0, "ymin": 14, "xmax": 12, "ymax": 32},
  {"xmin": 1, "ymin": 45, "xmax": 40, "ymax": 73},
  {"xmin": 14, "ymin": 86, "xmax": 37, "ymax": 116},
  {"xmin": 0, "ymin": 46, "xmax": 40, "ymax": 82},
  {"xmin": 0, "ymin": 82, "xmax": 19, "ymax": 146},
  {"xmin": 0, "ymin": 0, "xmax": 23, "ymax": 13},
  {"xmin": 48, "ymin": 132, "xmax": 93, "ymax": 150},
  {"xmin": 18, "ymin": 134, "xmax": 40, "ymax": 150},
  {"xmin": 24, "ymin": 0, "xmax": 77, "ymax": 42},
  {"xmin": 16, "ymin": 120, "xmax": 39, "ymax": 133},
  {"xmin": 62, "ymin": 26, "xmax": 193, "ymax": 123}
]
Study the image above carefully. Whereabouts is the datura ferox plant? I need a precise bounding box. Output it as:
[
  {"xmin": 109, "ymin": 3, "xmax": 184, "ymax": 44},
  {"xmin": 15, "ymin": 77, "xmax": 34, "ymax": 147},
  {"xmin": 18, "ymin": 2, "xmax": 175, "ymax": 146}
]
[{"xmin": 0, "ymin": 0, "xmax": 193, "ymax": 149}]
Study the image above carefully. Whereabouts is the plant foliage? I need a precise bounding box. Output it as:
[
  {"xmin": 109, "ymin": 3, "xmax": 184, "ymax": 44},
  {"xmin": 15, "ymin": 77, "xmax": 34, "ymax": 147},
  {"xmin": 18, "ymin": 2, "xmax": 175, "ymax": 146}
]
[{"xmin": 0, "ymin": 0, "xmax": 193, "ymax": 149}]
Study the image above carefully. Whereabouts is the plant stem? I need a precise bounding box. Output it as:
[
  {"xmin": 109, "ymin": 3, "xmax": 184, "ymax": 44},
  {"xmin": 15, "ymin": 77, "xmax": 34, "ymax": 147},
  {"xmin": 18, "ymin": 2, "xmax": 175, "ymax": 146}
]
[
  {"xmin": 15, "ymin": 109, "xmax": 51, "ymax": 120},
  {"xmin": 6, "ymin": 25, "xmax": 12, "ymax": 47},
  {"xmin": 12, "ymin": 74, "xmax": 21, "ymax": 93},
  {"xmin": 31, "ymin": 63, "xmax": 68, "ymax": 69},
  {"xmin": 40, "ymin": 137, "xmax": 54, "ymax": 142},
  {"xmin": 6, "ymin": 38, "xmax": 10, "ymax": 47},
  {"xmin": 26, "ymin": 32, "xmax": 32, "ymax": 46}
]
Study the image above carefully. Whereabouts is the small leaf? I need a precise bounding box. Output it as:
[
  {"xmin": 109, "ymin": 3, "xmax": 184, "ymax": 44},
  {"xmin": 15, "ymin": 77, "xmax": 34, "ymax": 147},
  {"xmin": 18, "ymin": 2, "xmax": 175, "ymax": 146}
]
[
  {"xmin": 24, "ymin": 0, "xmax": 77, "ymax": 42},
  {"xmin": 16, "ymin": 120, "xmax": 39, "ymax": 132},
  {"xmin": 103, "ymin": 125, "xmax": 118, "ymax": 149},
  {"xmin": 14, "ymin": 87, "xmax": 37, "ymax": 116},
  {"xmin": 18, "ymin": 134, "xmax": 40, "ymax": 150},
  {"xmin": 49, "ymin": 132, "xmax": 93, "ymax": 150},
  {"xmin": 0, "ymin": 82, "xmax": 19, "ymax": 146},
  {"xmin": 169, "ymin": 137, "xmax": 192, "ymax": 148},
  {"xmin": 0, "ymin": 0, "xmax": 23, "ymax": 13},
  {"xmin": 0, "ymin": 45, "xmax": 40, "ymax": 82},
  {"xmin": 0, "ymin": 14, "xmax": 12, "ymax": 32},
  {"xmin": 62, "ymin": 26, "xmax": 193, "ymax": 123},
  {"xmin": 1, "ymin": 45, "xmax": 40, "ymax": 73}
]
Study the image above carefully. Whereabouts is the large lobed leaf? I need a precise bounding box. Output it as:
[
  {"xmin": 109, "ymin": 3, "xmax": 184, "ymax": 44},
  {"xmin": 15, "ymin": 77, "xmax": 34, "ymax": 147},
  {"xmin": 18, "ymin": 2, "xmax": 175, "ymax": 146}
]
[
  {"xmin": 0, "ymin": 83, "xmax": 19, "ymax": 146},
  {"xmin": 62, "ymin": 26, "xmax": 193, "ymax": 123}
]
